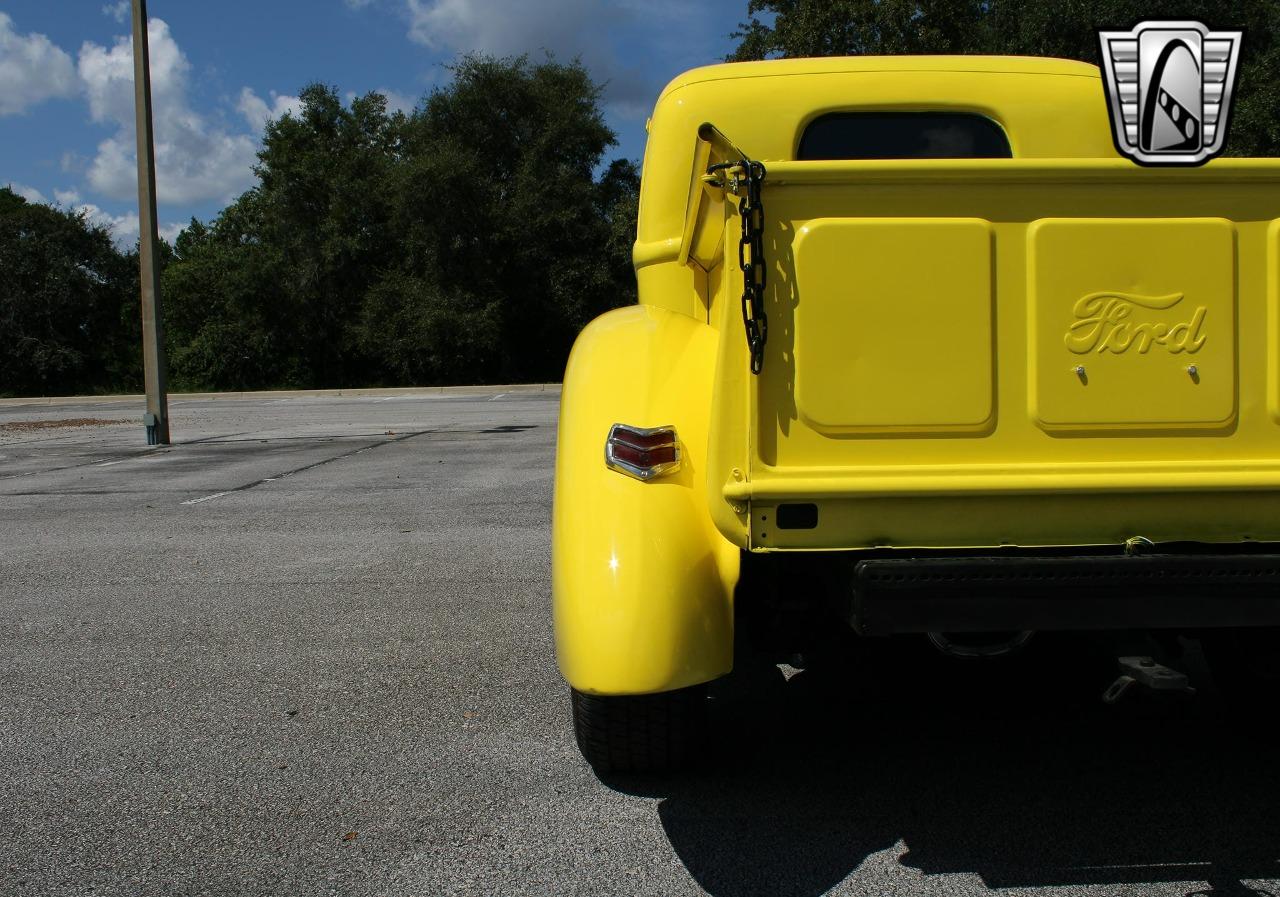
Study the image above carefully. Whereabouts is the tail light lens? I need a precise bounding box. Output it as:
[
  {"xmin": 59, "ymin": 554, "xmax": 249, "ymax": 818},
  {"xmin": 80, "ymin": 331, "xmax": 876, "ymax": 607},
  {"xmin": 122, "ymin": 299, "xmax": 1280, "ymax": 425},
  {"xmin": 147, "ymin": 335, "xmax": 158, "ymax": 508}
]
[{"xmin": 605, "ymin": 424, "xmax": 681, "ymax": 481}]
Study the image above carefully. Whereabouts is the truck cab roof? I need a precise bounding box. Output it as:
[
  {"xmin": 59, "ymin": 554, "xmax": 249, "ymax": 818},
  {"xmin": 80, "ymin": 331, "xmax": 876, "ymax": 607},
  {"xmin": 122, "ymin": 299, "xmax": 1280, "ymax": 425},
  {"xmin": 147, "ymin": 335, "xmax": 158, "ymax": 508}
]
[
  {"xmin": 638, "ymin": 55, "xmax": 1118, "ymax": 246},
  {"xmin": 658, "ymin": 55, "xmax": 1101, "ymax": 101}
]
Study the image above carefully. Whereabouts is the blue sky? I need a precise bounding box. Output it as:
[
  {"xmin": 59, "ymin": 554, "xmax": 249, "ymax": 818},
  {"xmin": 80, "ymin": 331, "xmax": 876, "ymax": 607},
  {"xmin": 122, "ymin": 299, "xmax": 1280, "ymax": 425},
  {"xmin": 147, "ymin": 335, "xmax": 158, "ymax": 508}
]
[{"xmin": 1, "ymin": 0, "xmax": 747, "ymax": 246}]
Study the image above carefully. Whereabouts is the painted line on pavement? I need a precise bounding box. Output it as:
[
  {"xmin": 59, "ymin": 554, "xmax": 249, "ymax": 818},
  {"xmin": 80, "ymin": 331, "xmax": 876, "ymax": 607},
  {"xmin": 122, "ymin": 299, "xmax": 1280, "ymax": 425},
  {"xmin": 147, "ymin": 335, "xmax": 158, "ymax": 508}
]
[
  {"xmin": 179, "ymin": 429, "xmax": 431, "ymax": 506},
  {"xmin": 181, "ymin": 490, "xmax": 232, "ymax": 506}
]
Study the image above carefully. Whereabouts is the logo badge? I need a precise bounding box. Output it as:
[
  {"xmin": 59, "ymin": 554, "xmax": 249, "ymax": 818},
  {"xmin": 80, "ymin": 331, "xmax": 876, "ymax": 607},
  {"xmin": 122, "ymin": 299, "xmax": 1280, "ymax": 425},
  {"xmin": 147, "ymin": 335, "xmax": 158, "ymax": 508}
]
[
  {"xmin": 1065, "ymin": 291, "xmax": 1206, "ymax": 355},
  {"xmin": 1098, "ymin": 21, "xmax": 1242, "ymax": 166}
]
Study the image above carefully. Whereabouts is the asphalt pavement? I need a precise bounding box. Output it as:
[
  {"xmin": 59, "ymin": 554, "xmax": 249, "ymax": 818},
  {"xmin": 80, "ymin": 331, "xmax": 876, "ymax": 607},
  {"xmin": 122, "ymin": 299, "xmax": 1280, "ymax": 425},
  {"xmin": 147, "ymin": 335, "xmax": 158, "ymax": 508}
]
[{"xmin": 1, "ymin": 392, "xmax": 1277, "ymax": 896}]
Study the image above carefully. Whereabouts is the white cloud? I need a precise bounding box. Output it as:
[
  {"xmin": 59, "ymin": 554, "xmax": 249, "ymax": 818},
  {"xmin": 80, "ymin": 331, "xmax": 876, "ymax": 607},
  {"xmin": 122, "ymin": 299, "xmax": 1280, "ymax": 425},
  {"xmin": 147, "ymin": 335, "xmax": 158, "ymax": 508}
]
[
  {"xmin": 344, "ymin": 0, "xmax": 378, "ymax": 8},
  {"xmin": 159, "ymin": 221, "xmax": 186, "ymax": 244},
  {"xmin": 102, "ymin": 2, "xmax": 130, "ymax": 23},
  {"xmin": 54, "ymin": 188, "xmax": 81, "ymax": 206},
  {"xmin": 75, "ymin": 202, "xmax": 138, "ymax": 243},
  {"xmin": 77, "ymin": 18, "xmax": 259, "ymax": 206},
  {"xmin": 237, "ymin": 87, "xmax": 302, "ymax": 132},
  {"xmin": 61, "ymin": 151, "xmax": 88, "ymax": 173},
  {"xmin": 375, "ymin": 87, "xmax": 416, "ymax": 115},
  {"xmin": 403, "ymin": 0, "xmax": 651, "ymax": 113},
  {"xmin": 0, "ymin": 12, "xmax": 79, "ymax": 115},
  {"xmin": 75, "ymin": 201, "xmax": 183, "ymax": 248},
  {"xmin": 79, "ymin": 16, "xmax": 190, "ymax": 131},
  {"xmin": 8, "ymin": 182, "xmax": 47, "ymax": 204},
  {"xmin": 344, "ymin": 87, "xmax": 417, "ymax": 115},
  {"xmin": 406, "ymin": 0, "xmax": 618, "ymax": 55}
]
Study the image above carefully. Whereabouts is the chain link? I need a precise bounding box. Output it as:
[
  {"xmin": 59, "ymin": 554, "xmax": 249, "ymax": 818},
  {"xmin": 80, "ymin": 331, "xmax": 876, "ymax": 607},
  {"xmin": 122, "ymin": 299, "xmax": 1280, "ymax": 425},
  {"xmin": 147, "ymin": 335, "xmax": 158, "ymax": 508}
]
[
  {"xmin": 735, "ymin": 160, "xmax": 768, "ymax": 374},
  {"xmin": 706, "ymin": 157, "xmax": 767, "ymax": 373}
]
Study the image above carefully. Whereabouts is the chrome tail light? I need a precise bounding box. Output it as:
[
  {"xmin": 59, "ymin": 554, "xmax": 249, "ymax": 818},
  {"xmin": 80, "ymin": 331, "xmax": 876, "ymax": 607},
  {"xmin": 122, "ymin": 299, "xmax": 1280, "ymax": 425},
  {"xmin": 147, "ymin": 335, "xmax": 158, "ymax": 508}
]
[{"xmin": 605, "ymin": 424, "xmax": 680, "ymax": 481}]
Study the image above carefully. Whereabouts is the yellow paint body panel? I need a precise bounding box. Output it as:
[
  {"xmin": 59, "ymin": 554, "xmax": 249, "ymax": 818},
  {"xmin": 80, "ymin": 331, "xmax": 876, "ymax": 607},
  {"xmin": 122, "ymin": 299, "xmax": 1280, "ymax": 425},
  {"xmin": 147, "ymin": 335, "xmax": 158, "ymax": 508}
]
[
  {"xmin": 553, "ymin": 306, "xmax": 739, "ymax": 694},
  {"xmin": 793, "ymin": 218, "xmax": 995, "ymax": 434},
  {"xmin": 1029, "ymin": 218, "xmax": 1236, "ymax": 431},
  {"xmin": 554, "ymin": 56, "xmax": 1280, "ymax": 694}
]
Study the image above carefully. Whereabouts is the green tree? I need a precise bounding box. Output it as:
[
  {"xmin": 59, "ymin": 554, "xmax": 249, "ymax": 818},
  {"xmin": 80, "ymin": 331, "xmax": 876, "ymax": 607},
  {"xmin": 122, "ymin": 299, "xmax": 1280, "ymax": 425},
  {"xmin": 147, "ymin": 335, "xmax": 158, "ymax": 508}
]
[
  {"xmin": 0, "ymin": 187, "xmax": 137, "ymax": 396},
  {"xmin": 162, "ymin": 198, "xmax": 295, "ymax": 391},
  {"xmin": 730, "ymin": 0, "xmax": 1280, "ymax": 156},
  {"xmin": 158, "ymin": 55, "xmax": 640, "ymax": 391},
  {"xmin": 251, "ymin": 85, "xmax": 407, "ymax": 387},
  {"xmin": 372, "ymin": 54, "xmax": 635, "ymax": 384},
  {"xmin": 161, "ymin": 56, "xmax": 637, "ymax": 391}
]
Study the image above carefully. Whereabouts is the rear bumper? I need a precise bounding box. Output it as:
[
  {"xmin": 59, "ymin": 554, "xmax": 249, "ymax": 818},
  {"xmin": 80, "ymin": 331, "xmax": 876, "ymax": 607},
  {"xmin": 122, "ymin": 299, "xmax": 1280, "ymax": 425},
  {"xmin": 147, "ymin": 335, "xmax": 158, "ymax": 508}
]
[{"xmin": 851, "ymin": 552, "xmax": 1280, "ymax": 635}]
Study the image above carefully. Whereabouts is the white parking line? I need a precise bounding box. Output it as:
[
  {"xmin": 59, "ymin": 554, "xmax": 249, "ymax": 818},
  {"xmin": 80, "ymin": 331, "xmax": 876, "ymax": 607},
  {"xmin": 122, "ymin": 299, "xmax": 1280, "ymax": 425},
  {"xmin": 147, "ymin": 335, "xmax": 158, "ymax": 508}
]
[{"xmin": 181, "ymin": 490, "xmax": 232, "ymax": 506}]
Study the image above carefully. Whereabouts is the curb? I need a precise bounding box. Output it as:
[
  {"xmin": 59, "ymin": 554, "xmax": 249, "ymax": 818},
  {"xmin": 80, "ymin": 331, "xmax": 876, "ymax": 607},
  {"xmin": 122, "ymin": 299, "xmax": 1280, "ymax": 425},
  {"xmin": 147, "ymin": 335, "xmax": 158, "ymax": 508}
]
[{"xmin": 0, "ymin": 383, "xmax": 562, "ymax": 408}]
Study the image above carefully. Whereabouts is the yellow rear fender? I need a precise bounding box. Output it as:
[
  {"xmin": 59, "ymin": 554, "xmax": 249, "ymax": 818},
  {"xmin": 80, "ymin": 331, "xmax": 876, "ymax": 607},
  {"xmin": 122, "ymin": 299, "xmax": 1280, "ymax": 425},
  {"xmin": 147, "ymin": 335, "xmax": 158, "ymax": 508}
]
[{"xmin": 553, "ymin": 305, "xmax": 739, "ymax": 695}]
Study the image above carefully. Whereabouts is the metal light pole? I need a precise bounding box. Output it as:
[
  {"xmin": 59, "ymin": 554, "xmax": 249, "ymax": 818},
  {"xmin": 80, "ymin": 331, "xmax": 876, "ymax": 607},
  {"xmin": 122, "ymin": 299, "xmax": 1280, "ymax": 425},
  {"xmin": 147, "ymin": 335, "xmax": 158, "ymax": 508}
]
[{"xmin": 132, "ymin": 0, "xmax": 170, "ymax": 445}]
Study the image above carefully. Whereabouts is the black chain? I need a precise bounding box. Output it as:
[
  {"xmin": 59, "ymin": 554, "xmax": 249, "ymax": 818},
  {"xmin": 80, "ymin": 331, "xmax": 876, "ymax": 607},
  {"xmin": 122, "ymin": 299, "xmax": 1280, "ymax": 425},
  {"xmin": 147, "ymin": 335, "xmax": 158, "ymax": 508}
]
[{"xmin": 735, "ymin": 160, "xmax": 768, "ymax": 375}]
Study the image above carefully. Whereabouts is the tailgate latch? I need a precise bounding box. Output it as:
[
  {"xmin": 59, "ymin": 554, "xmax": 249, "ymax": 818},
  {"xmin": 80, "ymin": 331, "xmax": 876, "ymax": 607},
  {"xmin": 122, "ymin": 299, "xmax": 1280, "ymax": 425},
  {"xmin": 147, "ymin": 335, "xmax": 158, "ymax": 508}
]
[{"xmin": 1102, "ymin": 656, "xmax": 1195, "ymax": 704}]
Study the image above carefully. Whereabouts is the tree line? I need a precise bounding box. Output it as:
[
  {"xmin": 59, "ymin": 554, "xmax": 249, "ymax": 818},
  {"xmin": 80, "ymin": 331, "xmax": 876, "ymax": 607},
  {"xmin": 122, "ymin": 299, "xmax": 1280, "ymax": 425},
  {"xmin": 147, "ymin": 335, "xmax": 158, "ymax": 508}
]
[
  {"xmin": 1, "ymin": 186, "xmax": 143, "ymax": 396},
  {"xmin": 2, "ymin": 55, "xmax": 638, "ymax": 396},
  {"xmin": 4, "ymin": 3, "xmax": 1278, "ymax": 396}
]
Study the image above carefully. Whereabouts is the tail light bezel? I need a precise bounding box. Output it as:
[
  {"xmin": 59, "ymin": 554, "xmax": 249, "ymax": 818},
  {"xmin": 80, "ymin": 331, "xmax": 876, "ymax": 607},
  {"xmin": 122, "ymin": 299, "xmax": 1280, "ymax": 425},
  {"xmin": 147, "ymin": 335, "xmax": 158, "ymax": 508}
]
[{"xmin": 605, "ymin": 423, "xmax": 681, "ymax": 481}]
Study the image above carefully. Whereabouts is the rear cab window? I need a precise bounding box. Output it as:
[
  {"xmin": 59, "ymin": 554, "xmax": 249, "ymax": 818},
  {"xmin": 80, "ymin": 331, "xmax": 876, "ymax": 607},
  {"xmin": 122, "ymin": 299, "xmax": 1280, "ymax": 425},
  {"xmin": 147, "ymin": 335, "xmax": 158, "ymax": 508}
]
[{"xmin": 798, "ymin": 112, "xmax": 1012, "ymax": 160}]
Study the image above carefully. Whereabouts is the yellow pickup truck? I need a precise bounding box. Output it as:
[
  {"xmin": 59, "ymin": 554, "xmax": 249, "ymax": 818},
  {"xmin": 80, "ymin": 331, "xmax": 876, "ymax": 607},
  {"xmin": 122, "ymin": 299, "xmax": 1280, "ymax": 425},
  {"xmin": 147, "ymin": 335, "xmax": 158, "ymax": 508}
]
[{"xmin": 553, "ymin": 56, "xmax": 1280, "ymax": 772}]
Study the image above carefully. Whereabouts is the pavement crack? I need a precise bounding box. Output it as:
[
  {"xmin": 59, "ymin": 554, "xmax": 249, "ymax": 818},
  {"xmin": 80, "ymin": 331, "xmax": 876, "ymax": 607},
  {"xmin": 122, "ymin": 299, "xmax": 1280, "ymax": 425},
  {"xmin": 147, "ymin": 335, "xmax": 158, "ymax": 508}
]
[
  {"xmin": 180, "ymin": 429, "xmax": 433, "ymax": 506},
  {"xmin": 0, "ymin": 430, "xmax": 255, "ymax": 482}
]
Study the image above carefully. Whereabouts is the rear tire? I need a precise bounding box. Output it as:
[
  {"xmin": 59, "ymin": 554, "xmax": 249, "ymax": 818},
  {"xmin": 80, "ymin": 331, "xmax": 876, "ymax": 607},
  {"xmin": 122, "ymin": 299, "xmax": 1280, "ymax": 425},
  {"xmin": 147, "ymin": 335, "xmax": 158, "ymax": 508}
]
[{"xmin": 571, "ymin": 685, "xmax": 707, "ymax": 773}]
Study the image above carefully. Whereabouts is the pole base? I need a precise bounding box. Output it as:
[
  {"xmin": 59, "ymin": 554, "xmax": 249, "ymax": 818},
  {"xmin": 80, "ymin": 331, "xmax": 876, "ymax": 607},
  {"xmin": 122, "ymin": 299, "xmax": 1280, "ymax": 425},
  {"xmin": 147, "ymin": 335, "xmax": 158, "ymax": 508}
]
[{"xmin": 143, "ymin": 411, "xmax": 162, "ymax": 446}]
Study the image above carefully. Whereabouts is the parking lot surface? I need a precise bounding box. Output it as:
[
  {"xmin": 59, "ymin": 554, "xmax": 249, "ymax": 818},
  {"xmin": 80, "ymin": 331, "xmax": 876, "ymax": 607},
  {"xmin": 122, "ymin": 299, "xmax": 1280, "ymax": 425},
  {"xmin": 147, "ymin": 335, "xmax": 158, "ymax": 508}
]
[{"xmin": 1, "ymin": 392, "xmax": 1278, "ymax": 896}]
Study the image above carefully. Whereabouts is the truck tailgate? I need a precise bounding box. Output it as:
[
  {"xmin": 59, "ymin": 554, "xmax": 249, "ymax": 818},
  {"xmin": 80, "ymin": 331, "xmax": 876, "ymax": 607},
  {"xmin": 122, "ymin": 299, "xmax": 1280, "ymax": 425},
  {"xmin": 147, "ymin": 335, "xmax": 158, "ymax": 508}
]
[{"xmin": 703, "ymin": 158, "xmax": 1280, "ymax": 549}]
